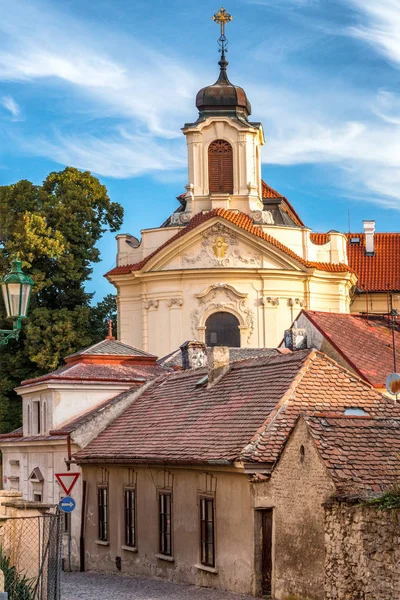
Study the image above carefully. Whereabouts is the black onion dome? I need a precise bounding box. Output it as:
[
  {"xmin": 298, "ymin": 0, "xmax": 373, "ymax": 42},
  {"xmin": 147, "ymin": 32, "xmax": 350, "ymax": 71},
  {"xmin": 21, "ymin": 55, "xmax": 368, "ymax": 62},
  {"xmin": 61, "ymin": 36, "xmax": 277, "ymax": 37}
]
[{"xmin": 196, "ymin": 56, "xmax": 251, "ymax": 119}]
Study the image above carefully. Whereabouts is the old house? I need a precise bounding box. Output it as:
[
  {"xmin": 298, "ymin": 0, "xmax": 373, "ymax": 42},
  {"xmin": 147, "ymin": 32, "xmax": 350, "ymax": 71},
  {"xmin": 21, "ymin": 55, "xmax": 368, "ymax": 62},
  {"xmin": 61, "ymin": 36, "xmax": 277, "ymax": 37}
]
[
  {"xmin": 0, "ymin": 335, "xmax": 164, "ymax": 569},
  {"xmin": 283, "ymin": 309, "xmax": 400, "ymax": 394},
  {"xmin": 74, "ymin": 345, "xmax": 400, "ymax": 598}
]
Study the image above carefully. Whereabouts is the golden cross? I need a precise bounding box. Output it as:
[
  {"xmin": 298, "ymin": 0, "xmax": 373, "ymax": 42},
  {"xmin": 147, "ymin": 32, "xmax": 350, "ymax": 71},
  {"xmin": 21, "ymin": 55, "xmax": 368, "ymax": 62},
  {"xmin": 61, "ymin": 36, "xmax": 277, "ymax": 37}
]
[{"xmin": 212, "ymin": 7, "xmax": 233, "ymax": 38}]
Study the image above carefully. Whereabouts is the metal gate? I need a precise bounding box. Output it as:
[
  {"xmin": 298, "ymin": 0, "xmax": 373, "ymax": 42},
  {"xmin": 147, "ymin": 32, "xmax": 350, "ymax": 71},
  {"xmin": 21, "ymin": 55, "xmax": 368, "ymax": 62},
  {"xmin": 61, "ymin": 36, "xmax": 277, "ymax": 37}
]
[{"xmin": 0, "ymin": 511, "xmax": 62, "ymax": 600}]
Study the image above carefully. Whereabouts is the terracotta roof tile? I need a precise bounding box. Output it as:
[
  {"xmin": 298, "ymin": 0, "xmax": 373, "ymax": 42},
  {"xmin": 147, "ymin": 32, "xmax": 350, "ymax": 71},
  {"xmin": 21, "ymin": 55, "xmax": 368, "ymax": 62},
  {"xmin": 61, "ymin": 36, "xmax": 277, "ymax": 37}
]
[
  {"xmin": 106, "ymin": 209, "xmax": 352, "ymax": 277},
  {"xmin": 345, "ymin": 233, "xmax": 400, "ymax": 292},
  {"xmin": 21, "ymin": 362, "xmax": 164, "ymax": 386},
  {"xmin": 305, "ymin": 415, "xmax": 400, "ymax": 496},
  {"xmin": 302, "ymin": 310, "xmax": 400, "ymax": 387},
  {"xmin": 75, "ymin": 350, "xmax": 400, "ymax": 467}
]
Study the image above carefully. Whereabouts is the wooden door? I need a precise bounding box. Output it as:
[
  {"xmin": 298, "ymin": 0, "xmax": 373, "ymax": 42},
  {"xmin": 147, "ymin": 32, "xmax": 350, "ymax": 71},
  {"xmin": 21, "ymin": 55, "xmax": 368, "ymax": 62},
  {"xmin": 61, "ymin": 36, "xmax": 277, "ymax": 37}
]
[{"xmin": 262, "ymin": 509, "xmax": 273, "ymax": 596}]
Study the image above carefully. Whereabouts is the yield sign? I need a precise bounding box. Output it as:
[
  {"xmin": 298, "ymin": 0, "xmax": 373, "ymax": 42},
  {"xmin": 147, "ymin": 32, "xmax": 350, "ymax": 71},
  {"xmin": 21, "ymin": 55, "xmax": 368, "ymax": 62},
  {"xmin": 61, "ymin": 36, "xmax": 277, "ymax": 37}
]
[{"xmin": 55, "ymin": 472, "xmax": 80, "ymax": 496}]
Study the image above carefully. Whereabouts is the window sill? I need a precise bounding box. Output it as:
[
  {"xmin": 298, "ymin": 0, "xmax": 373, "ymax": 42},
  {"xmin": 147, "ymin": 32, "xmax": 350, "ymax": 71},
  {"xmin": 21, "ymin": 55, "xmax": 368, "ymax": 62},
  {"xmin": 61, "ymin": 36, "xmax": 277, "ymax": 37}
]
[
  {"xmin": 195, "ymin": 563, "xmax": 218, "ymax": 574},
  {"xmin": 122, "ymin": 545, "xmax": 138, "ymax": 553},
  {"xmin": 155, "ymin": 553, "xmax": 175, "ymax": 563},
  {"xmin": 95, "ymin": 540, "xmax": 109, "ymax": 546}
]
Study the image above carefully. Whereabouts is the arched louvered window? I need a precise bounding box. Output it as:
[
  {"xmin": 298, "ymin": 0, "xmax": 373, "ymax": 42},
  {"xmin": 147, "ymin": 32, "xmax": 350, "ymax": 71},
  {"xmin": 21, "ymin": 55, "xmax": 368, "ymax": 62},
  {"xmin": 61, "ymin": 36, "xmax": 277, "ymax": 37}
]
[{"xmin": 208, "ymin": 140, "xmax": 233, "ymax": 194}]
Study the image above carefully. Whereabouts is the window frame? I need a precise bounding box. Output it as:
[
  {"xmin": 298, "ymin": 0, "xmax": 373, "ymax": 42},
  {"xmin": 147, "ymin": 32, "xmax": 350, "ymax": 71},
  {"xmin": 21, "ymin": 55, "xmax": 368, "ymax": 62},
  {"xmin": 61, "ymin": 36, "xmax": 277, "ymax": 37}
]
[
  {"xmin": 158, "ymin": 491, "xmax": 172, "ymax": 557},
  {"xmin": 97, "ymin": 485, "xmax": 108, "ymax": 543},
  {"xmin": 199, "ymin": 495, "xmax": 216, "ymax": 568},
  {"xmin": 124, "ymin": 487, "xmax": 137, "ymax": 548}
]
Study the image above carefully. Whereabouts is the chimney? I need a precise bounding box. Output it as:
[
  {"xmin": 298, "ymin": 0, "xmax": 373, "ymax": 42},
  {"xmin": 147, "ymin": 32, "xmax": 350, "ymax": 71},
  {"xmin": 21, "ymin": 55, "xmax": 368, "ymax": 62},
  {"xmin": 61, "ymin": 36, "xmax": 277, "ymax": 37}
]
[
  {"xmin": 180, "ymin": 341, "xmax": 207, "ymax": 370},
  {"xmin": 363, "ymin": 220, "xmax": 375, "ymax": 255},
  {"xmin": 207, "ymin": 346, "xmax": 230, "ymax": 386},
  {"xmin": 284, "ymin": 328, "xmax": 307, "ymax": 351}
]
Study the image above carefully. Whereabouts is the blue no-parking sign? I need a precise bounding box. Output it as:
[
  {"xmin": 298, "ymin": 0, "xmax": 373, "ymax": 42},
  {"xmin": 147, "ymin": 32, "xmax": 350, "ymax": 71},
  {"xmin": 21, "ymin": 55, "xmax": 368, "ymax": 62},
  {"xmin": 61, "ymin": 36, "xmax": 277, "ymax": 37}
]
[{"xmin": 59, "ymin": 496, "xmax": 76, "ymax": 513}]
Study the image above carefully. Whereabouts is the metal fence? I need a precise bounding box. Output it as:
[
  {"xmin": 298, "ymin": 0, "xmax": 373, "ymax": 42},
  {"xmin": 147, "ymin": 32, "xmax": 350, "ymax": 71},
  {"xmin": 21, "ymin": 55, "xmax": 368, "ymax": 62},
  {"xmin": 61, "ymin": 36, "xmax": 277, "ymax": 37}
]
[{"xmin": 0, "ymin": 511, "xmax": 62, "ymax": 600}]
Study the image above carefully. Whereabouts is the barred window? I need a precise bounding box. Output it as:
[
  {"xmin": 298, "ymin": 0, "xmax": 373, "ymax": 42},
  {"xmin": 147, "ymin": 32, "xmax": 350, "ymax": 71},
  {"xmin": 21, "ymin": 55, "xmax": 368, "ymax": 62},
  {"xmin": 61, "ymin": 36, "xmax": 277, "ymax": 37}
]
[
  {"xmin": 200, "ymin": 497, "xmax": 215, "ymax": 567},
  {"xmin": 124, "ymin": 488, "xmax": 136, "ymax": 547},
  {"xmin": 159, "ymin": 492, "xmax": 172, "ymax": 556},
  {"xmin": 208, "ymin": 140, "xmax": 233, "ymax": 194},
  {"xmin": 98, "ymin": 487, "xmax": 108, "ymax": 542}
]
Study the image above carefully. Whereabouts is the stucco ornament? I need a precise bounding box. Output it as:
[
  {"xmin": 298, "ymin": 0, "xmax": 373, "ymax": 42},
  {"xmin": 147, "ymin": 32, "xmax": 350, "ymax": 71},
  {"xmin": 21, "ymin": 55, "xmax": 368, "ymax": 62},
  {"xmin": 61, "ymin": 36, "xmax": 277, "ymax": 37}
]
[
  {"xmin": 144, "ymin": 299, "xmax": 159, "ymax": 310},
  {"xmin": 168, "ymin": 297, "xmax": 183, "ymax": 308},
  {"xmin": 183, "ymin": 223, "xmax": 262, "ymax": 268},
  {"xmin": 190, "ymin": 283, "xmax": 254, "ymax": 342}
]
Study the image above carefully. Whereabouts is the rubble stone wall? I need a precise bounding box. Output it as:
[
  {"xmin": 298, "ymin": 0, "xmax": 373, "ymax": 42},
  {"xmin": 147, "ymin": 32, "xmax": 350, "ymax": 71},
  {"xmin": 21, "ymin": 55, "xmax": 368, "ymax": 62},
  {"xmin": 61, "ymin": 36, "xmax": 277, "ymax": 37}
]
[{"xmin": 325, "ymin": 501, "xmax": 400, "ymax": 600}]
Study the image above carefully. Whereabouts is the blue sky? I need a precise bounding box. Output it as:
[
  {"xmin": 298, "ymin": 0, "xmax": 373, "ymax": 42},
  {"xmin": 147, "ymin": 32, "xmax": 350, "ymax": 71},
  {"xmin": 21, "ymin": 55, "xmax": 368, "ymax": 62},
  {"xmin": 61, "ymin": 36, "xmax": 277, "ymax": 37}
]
[{"xmin": 1, "ymin": 0, "xmax": 400, "ymax": 301}]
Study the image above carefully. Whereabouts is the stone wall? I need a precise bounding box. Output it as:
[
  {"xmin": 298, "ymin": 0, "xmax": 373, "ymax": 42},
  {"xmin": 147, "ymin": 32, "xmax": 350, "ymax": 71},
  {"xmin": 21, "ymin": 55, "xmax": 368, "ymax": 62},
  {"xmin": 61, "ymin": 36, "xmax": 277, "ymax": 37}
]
[{"xmin": 325, "ymin": 501, "xmax": 400, "ymax": 600}]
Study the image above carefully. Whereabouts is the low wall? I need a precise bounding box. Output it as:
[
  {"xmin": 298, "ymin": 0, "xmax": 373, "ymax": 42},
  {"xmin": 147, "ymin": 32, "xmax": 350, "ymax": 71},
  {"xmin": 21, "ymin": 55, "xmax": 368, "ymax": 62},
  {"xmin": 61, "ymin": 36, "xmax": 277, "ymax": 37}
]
[{"xmin": 324, "ymin": 500, "xmax": 400, "ymax": 600}]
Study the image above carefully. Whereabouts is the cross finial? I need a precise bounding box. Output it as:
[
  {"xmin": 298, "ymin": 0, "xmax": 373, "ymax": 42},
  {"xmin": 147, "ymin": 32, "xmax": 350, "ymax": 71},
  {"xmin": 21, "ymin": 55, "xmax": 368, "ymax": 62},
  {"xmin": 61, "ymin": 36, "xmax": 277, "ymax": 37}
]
[{"xmin": 212, "ymin": 7, "xmax": 233, "ymax": 58}]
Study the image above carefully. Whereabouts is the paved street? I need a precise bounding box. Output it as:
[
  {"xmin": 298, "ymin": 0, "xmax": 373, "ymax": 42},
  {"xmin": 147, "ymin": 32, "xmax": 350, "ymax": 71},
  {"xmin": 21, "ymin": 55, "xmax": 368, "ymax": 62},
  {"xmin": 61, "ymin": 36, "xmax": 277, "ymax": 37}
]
[{"xmin": 62, "ymin": 572, "xmax": 255, "ymax": 599}]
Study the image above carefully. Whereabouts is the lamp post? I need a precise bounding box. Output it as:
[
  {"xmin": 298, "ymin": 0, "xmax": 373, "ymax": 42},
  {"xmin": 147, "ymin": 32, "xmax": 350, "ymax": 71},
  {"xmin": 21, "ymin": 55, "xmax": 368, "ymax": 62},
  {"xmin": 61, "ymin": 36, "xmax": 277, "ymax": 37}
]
[{"xmin": 0, "ymin": 257, "xmax": 34, "ymax": 346}]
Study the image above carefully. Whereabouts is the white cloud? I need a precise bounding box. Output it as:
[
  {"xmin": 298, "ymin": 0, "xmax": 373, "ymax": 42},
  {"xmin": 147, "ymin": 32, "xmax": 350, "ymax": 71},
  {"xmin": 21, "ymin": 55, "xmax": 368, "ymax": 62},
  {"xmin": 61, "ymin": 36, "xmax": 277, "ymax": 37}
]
[
  {"xmin": 1, "ymin": 95, "xmax": 20, "ymax": 119},
  {"xmin": 348, "ymin": 0, "xmax": 400, "ymax": 67},
  {"xmin": 21, "ymin": 130, "xmax": 186, "ymax": 179},
  {"xmin": 0, "ymin": 1, "xmax": 201, "ymax": 138}
]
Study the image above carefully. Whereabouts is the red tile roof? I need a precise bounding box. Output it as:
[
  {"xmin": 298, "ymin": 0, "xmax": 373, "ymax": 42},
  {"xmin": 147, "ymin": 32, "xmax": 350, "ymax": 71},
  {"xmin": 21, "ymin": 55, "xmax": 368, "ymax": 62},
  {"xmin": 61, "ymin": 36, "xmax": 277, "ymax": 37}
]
[
  {"xmin": 106, "ymin": 209, "xmax": 351, "ymax": 277},
  {"xmin": 310, "ymin": 233, "xmax": 330, "ymax": 245},
  {"xmin": 305, "ymin": 415, "xmax": 400, "ymax": 496},
  {"xmin": 346, "ymin": 233, "xmax": 400, "ymax": 292},
  {"xmin": 301, "ymin": 310, "xmax": 400, "ymax": 387},
  {"xmin": 21, "ymin": 361, "xmax": 164, "ymax": 386},
  {"xmin": 75, "ymin": 350, "xmax": 400, "ymax": 467},
  {"xmin": 241, "ymin": 352, "xmax": 400, "ymax": 466},
  {"xmin": 311, "ymin": 232, "xmax": 400, "ymax": 291}
]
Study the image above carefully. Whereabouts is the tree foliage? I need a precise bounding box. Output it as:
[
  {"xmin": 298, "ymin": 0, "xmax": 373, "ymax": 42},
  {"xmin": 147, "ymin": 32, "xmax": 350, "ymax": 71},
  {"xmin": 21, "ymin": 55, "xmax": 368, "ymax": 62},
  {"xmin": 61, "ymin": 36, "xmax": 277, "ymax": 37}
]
[{"xmin": 0, "ymin": 167, "xmax": 123, "ymax": 433}]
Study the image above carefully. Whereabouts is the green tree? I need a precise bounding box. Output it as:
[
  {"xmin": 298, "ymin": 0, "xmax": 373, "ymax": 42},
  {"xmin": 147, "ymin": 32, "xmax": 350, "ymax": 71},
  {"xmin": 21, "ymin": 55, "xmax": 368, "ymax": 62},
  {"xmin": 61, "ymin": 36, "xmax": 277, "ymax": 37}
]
[{"xmin": 0, "ymin": 167, "xmax": 123, "ymax": 433}]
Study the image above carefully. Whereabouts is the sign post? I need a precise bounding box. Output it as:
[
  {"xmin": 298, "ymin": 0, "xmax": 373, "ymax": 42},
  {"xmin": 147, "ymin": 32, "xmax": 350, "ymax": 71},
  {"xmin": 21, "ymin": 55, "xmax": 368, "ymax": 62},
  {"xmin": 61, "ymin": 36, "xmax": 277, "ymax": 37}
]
[{"xmin": 55, "ymin": 472, "xmax": 80, "ymax": 572}]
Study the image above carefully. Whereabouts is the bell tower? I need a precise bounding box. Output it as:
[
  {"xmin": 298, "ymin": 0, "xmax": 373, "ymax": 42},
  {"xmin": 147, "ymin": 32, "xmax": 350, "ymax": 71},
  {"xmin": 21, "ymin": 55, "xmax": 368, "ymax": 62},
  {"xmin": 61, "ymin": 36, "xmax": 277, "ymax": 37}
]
[{"xmin": 180, "ymin": 8, "xmax": 265, "ymax": 222}]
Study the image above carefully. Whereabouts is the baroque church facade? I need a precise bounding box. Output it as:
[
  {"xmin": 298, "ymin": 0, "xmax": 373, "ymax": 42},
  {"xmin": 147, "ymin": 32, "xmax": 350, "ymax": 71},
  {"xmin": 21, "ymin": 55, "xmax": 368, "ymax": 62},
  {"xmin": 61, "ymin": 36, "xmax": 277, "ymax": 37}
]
[{"xmin": 106, "ymin": 35, "xmax": 395, "ymax": 357}]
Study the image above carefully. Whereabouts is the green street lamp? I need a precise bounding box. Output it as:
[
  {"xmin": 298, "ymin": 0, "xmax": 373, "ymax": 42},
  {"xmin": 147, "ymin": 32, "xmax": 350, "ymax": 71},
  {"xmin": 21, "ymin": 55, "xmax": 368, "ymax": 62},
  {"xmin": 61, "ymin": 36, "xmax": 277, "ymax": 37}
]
[{"xmin": 0, "ymin": 257, "xmax": 34, "ymax": 346}]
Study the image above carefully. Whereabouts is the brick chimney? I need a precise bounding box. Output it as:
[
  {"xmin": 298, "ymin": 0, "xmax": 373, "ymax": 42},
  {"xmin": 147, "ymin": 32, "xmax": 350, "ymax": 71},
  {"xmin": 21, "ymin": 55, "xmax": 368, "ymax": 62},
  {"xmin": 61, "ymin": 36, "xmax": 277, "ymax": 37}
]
[
  {"xmin": 207, "ymin": 346, "xmax": 230, "ymax": 386},
  {"xmin": 284, "ymin": 328, "xmax": 307, "ymax": 351},
  {"xmin": 363, "ymin": 220, "xmax": 375, "ymax": 256},
  {"xmin": 180, "ymin": 341, "xmax": 207, "ymax": 370}
]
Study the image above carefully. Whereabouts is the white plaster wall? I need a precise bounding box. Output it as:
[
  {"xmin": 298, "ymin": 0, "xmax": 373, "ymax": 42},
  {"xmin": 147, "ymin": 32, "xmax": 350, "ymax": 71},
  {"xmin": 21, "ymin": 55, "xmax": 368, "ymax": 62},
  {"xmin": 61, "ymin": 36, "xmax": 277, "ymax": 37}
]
[{"xmin": 1, "ymin": 443, "xmax": 82, "ymax": 570}]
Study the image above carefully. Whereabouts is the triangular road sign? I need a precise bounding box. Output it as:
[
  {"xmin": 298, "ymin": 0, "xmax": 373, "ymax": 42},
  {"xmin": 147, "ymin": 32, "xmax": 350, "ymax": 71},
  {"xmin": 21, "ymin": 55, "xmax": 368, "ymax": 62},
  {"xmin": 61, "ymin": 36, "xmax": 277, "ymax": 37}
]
[{"xmin": 55, "ymin": 472, "xmax": 80, "ymax": 496}]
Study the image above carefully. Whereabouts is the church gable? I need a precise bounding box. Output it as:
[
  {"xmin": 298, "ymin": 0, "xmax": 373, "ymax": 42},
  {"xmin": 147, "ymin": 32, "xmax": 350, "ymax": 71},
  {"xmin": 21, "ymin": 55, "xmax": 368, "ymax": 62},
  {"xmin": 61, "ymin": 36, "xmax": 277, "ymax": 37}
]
[{"xmin": 144, "ymin": 218, "xmax": 306, "ymax": 273}]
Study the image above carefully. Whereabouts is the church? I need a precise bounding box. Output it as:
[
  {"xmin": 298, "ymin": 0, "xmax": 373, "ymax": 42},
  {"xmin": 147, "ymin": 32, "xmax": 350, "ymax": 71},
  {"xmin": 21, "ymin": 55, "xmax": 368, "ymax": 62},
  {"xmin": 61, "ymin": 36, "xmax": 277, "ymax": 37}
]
[{"xmin": 106, "ymin": 11, "xmax": 399, "ymax": 358}]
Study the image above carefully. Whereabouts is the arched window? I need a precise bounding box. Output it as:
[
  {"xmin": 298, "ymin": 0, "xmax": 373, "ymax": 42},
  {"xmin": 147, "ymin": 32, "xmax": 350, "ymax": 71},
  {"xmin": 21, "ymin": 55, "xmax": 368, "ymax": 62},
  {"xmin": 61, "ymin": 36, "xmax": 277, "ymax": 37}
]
[
  {"xmin": 205, "ymin": 312, "xmax": 240, "ymax": 347},
  {"xmin": 208, "ymin": 140, "xmax": 233, "ymax": 194}
]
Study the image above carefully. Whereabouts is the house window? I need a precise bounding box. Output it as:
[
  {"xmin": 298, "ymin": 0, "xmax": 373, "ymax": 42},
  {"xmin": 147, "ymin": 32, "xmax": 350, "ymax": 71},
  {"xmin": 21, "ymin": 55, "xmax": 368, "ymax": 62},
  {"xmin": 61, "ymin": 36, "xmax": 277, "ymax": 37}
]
[
  {"xmin": 159, "ymin": 492, "xmax": 172, "ymax": 556},
  {"xmin": 98, "ymin": 487, "xmax": 108, "ymax": 542},
  {"xmin": 27, "ymin": 405, "xmax": 31, "ymax": 435},
  {"xmin": 124, "ymin": 488, "xmax": 136, "ymax": 547},
  {"xmin": 33, "ymin": 492, "xmax": 42, "ymax": 502},
  {"xmin": 42, "ymin": 402, "xmax": 47, "ymax": 434},
  {"xmin": 200, "ymin": 497, "xmax": 215, "ymax": 568},
  {"xmin": 208, "ymin": 140, "xmax": 233, "ymax": 194},
  {"xmin": 33, "ymin": 401, "xmax": 41, "ymax": 434},
  {"xmin": 205, "ymin": 312, "xmax": 240, "ymax": 347}
]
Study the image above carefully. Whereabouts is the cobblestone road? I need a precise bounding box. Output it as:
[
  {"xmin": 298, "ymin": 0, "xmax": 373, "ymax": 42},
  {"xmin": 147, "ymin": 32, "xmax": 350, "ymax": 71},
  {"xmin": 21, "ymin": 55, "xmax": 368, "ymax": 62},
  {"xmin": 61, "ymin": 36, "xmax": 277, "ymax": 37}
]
[{"xmin": 62, "ymin": 572, "xmax": 255, "ymax": 599}]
